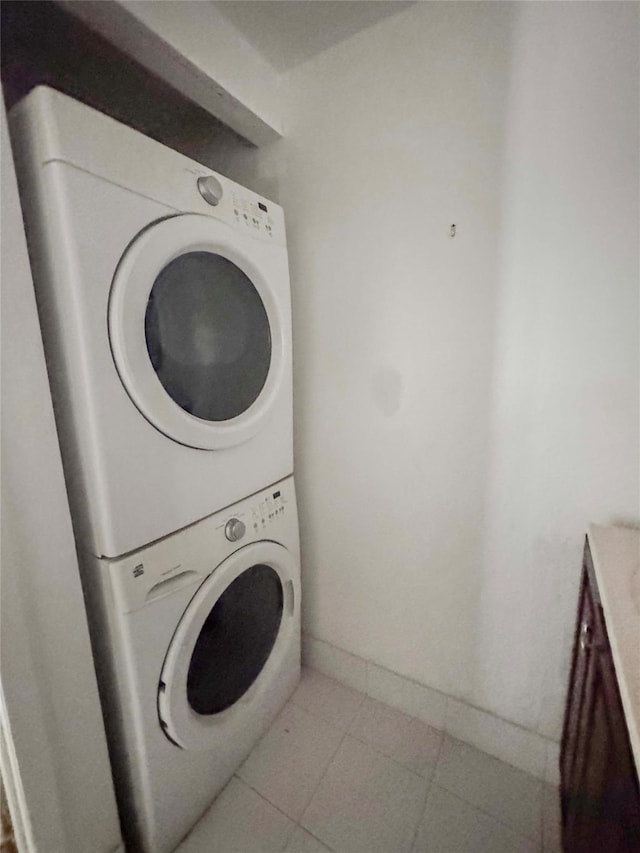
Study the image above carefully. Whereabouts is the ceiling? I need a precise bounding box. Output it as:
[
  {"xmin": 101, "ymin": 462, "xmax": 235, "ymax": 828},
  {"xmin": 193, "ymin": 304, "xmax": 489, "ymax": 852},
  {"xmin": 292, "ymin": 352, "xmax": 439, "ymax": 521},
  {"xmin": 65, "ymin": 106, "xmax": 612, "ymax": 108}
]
[{"xmin": 213, "ymin": 1, "xmax": 415, "ymax": 73}]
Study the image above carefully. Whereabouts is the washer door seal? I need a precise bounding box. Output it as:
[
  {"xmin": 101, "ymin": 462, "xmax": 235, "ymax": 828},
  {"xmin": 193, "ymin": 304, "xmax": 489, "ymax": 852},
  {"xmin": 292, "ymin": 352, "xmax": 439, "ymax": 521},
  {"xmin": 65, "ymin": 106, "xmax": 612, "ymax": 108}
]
[{"xmin": 109, "ymin": 214, "xmax": 285, "ymax": 450}]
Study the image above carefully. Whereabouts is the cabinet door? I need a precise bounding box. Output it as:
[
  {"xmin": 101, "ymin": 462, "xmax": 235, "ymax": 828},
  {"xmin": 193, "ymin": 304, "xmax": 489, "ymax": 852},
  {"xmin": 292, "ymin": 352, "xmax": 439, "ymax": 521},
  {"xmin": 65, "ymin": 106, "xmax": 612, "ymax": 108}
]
[
  {"xmin": 561, "ymin": 558, "xmax": 595, "ymax": 822},
  {"xmin": 561, "ymin": 542, "xmax": 640, "ymax": 853},
  {"xmin": 567, "ymin": 638, "xmax": 640, "ymax": 852},
  {"xmin": 568, "ymin": 639, "xmax": 623, "ymax": 851}
]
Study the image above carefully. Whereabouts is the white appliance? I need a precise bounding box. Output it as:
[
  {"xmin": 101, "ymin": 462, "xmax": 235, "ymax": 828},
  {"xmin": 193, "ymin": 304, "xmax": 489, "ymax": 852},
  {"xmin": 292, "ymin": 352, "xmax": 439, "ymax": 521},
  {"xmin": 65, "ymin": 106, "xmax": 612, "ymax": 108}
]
[
  {"xmin": 9, "ymin": 86, "xmax": 293, "ymax": 558},
  {"xmin": 83, "ymin": 476, "xmax": 301, "ymax": 853}
]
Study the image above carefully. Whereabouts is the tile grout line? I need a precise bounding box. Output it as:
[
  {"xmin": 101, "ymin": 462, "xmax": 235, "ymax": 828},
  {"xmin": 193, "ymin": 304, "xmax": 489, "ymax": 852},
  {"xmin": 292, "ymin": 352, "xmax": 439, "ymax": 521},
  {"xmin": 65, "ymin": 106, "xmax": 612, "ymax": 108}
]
[
  {"xmin": 293, "ymin": 673, "xmax": 438, "ymax": 853},
  {"xmin": 288, "ymin": 677, "xmax": 367, "ymax": 730},
  {"xmin": 295, "ymin": 710, "xmax": 353, "ymax": 834},
  {"xmin": 292, "ymin": 670, "xmax": 434, "ymax": 843},
  {"xmin": 431, "ymin": 778, "xmax": 544, "ymax": 847},
  {"xmin": 344, "ymin": 729, "xmax": 439, "ymax": 779},
  {"xmin": 294, "ymin": 824, "xmax": 337, "ymax": 853},
  {"xmin": 295, "ymin": 723, "xmax": 433, "ymax": 853},
  {"xmin": 298, "ymin": 671, "xmax": 544, "ymax": 779},
  {"xmin": 246, "ymin": 671, "xmax": 364, "ymax": 843},
  {"xmin": 291, "ymin": 669, "xmax": 544, "ymax": 849},
  {"xmin": 406, "ymin": 730, "xmax": 446, "ymax": 853},
  {"xmin": 407, "ymin": 779, "xmax": 434, "ymax": 853},
  {"xmin": 280, "ymin": 676, "xmax": 346, "ymax": 852},
  {"xmin": 232, "ymin": 772, "xmax": 301, "ymax": 828},
  {"xmin": 230, "ymin": 773, "xmax": 335, "ymax": 852},
  {"xmin": 241, "ymin": 676, "xmax": 365, "ymax": 846},
  {"xmin": 291, "ymin": 683, "xmax": 442, "ymax": 782},
  {"xmin": 295, "ymin": 670, "xmax": 545, "ymax": 790},
  {"xmin": 305, "ymin": 643, "xmax": 558, "ymax": 778}
]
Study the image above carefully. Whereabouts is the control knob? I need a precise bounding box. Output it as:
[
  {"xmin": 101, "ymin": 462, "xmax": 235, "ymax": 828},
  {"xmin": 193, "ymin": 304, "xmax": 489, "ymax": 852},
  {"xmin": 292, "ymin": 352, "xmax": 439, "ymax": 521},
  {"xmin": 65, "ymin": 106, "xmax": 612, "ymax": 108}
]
[
  {"xmin": 197, "ymin": 175, "xmax": 223, "ymax": 206},
  {"xmin": 224, "ymin": 518, "xmax": 245, "ymax": 542}
]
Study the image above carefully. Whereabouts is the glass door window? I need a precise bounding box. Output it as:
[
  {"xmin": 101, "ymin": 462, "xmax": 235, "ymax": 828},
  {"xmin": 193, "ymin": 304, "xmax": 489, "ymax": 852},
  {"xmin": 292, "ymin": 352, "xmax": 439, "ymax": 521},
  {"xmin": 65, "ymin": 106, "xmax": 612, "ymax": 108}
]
[
  {"xmin": 186, "ymin": 564, "xmax": 283, "ymax": 714},
  {"xmin": 109, "ymin": 213, "xmax": 286, "ymax": 449},
  {"xmin": 145, "ymin": 252, "xmax": 271, "ymax": 422}
]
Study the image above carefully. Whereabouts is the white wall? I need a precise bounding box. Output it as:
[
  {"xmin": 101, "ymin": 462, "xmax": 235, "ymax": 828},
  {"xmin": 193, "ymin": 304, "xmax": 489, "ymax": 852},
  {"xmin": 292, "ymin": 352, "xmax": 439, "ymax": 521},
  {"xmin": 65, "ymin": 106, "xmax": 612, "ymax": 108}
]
[
  {"xmin": 476, "ymin": 0, "xmax": 640, "ymax": 740},
  {"xmin": 0, "ymin": 98, "xmax": 123, "ymax": 853},
  {"xmin": 281, "ymin": 0, "xmax": 514, "ymax": 709},
  {"xmin": 279, "ymin": 1, "xmax": 639, "ymax": 741}
]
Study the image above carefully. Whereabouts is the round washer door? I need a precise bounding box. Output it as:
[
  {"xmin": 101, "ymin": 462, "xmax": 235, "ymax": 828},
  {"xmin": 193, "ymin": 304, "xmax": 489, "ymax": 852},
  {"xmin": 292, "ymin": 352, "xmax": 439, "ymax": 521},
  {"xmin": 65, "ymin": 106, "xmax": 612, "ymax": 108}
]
[
  {"xmin": 158, "ymin": 541, "xmax": 298, "ymax": 750},
  {"xmin": 109, "ymin": 214, "xmax": 285, "ymax": 450}
]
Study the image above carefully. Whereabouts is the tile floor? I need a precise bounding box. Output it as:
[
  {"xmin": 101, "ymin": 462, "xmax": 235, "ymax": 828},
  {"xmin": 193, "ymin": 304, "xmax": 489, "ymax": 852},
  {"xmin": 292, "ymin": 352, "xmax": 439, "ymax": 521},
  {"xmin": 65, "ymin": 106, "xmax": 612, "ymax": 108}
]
[{"xmin": 177, "ymin": 668, "xmax": 563, "ymax": 853}]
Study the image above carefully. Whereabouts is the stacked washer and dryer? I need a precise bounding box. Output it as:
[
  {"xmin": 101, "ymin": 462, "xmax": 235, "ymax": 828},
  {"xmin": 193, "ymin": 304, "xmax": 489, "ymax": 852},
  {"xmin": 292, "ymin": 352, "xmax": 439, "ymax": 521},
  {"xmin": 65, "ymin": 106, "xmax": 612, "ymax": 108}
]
[{"xmin": 10, "ymin": 87, "xmax": 301, "ymax": 853}]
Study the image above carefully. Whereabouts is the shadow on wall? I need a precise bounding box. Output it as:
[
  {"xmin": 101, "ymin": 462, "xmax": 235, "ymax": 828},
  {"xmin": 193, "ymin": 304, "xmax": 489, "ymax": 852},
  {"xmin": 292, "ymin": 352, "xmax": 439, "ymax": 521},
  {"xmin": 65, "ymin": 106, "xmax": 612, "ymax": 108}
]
[{"xmin": 0, "ymin": 0, "xmax": 250, "ymax": 174}]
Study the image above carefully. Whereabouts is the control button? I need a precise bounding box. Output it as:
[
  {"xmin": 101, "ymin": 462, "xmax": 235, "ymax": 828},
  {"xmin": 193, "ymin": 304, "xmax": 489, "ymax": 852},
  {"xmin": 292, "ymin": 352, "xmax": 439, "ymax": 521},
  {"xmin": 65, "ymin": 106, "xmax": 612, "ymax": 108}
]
[
  {"xmin": 197, "ymin": 175, "xmax": 223, "ymax": 206},
  {"xmin": 224, "ymin": 518, "xmax": 246, "ymax": 542}
]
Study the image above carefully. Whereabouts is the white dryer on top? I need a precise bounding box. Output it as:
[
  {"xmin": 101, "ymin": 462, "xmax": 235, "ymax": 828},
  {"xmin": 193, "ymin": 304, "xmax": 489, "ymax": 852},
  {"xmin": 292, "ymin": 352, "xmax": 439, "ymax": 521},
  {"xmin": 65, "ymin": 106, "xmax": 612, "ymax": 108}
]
[{"xmin": 10, "ymin": 87, "xmax": 293, "ymax": 558}]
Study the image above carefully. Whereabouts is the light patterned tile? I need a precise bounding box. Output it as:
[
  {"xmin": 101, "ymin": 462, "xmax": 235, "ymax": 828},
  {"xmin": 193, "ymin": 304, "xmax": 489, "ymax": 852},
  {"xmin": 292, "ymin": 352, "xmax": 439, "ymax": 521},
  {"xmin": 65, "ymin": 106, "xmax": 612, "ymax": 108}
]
[
  {"xmin": 412, "ymin": 785, "xmax": 539, "ymax": 853},
  {"xmin": 445, "ymin": 697, "xmax": 547, "ymax": 779},
  {"xmin": 435, "ymin": 737, "xmax": 543, "ymax": 843},
  {"xmin": 301, "ymin": 735, "xmax": 428, "ymax": 853},
  {"xmin": 410, "ymin": 680, "xmax": 447, "ymax": 730},
  {"xmin": 284, "ymin": 826, "xmax": 332, "ymax": 853},
  {"xmin": 349, "ymin": 696, "xmax": 442, "ymax": 776},
  {"xmin": 176, "ymin": 777, "xmax": 294, "ymax": 853},
  {"xmin": 542, "ymin": 784, "xmax": 562, "ymax": 853},
  {"xmin": 291, "ymin": 668, "xmax": 365, "ymax": 730},
  {"xmin": 366, "ymin": 661, "xmax": 415, "ymax": 716},
  {"xmin": 238, "ymin": 702, "xmax": 343, "ymax": 820},
  {"xmin": 544, "ymin": 741, "xmax": 561, "ymax": 787},
  {"xmin": 302, "ymin": 635, "xmax": 367, "ymax": 693}
]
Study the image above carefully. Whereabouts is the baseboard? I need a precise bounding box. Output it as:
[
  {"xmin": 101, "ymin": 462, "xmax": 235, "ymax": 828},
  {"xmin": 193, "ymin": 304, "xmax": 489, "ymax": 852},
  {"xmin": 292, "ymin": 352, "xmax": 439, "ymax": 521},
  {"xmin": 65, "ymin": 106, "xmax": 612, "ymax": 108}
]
[{"xmin": 302, "ymin": 633, "xmax": 560, "ymax": 784}]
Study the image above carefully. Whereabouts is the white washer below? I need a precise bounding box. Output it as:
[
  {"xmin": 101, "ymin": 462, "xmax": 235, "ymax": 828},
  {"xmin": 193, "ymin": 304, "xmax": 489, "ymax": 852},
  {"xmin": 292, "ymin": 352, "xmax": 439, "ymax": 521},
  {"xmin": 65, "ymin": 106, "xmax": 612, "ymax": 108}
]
[{"xmin": 83, "ymin": 476, "xmax": 301, "ymax": 853}]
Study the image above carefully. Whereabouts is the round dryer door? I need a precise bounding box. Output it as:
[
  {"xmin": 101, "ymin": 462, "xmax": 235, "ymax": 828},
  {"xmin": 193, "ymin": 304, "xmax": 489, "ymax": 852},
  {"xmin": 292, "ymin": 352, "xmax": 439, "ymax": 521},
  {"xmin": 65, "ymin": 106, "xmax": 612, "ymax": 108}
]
[
  {"xmin": 158, "ymin": 541, "xmax": 298, "ymax": 750},
  {"xmin": 109, "ymin": 214, "xmax": 286, "ymax": 449}
]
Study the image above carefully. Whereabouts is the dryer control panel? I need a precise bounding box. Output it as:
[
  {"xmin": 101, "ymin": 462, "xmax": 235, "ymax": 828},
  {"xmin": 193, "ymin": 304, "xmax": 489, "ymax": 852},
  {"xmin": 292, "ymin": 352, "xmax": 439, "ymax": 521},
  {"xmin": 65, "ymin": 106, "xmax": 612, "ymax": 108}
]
[
  {"xmin": 185, "ymin": 163, "xmax": 286, "ymax": 247},
  {"xmin": 11, "ymin": 87, "xmax": 287, "ymax": 251},
  {"xmin": 230, "ymin": 190, "xmax": 277, "ymax": 240},
  {"xmin": 195, "ymin": 173, "xmax": 278, "ymax": 241}
]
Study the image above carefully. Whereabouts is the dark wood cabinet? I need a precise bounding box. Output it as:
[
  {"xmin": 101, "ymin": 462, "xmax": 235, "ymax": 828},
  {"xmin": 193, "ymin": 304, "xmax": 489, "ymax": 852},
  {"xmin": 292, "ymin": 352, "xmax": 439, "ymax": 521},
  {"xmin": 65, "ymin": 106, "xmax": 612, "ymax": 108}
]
[{"xmin": 561, "ymin": 539, "xmax": 640, "ymax": 852}]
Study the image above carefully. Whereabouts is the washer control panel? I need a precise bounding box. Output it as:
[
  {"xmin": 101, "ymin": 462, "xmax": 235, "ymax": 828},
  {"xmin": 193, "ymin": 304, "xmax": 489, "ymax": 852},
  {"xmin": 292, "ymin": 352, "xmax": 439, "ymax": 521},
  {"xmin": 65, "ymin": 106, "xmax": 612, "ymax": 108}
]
[
  {"xmin": 104, "ymin": 476, "xmax": 296, "ymax": 614},
  {"xmin": 224, "ymin": 518, "xmax": 245, "ymax": 542},
  {"xmin": 250, "ymin": 488, "xmax": 286, "ymax": 534},
  {"xmin": 216, "ymin": 488, "xmax": 287, "ymax": 546}
]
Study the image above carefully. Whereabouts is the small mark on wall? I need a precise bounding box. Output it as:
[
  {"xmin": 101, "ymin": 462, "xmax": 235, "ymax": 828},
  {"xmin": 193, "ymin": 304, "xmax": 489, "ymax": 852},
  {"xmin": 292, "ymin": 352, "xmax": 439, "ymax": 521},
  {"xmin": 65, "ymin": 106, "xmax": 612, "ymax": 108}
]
[
  {"xmin": 372, "ymin": 366, "xmax": 404, "ymax": 417},
  {"xmin": 450, "ymin": 224, "xmax": 456, "ymax": 238}
]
